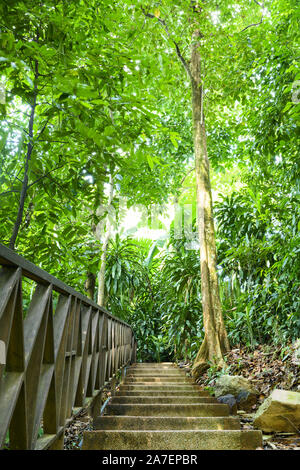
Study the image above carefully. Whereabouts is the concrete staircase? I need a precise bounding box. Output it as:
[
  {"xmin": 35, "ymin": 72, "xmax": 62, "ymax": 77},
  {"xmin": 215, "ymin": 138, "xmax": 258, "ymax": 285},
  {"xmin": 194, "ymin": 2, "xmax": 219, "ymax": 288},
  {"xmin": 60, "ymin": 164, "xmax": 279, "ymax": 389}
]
[{"xmin": 82, "ymin": 363, "xmax": 262, "ymax": 450}]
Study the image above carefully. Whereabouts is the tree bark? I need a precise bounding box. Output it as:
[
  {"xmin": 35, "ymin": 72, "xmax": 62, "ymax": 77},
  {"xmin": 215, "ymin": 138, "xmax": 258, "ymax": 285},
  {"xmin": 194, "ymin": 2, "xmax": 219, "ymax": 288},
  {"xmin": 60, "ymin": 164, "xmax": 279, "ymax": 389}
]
[
  {"xmin": 190, "ymin": 31, "xmax": 230, "ymax": 378},
  {"xmin": 85, "ymin": 271, "xmax": 96, "ymax": 300}
]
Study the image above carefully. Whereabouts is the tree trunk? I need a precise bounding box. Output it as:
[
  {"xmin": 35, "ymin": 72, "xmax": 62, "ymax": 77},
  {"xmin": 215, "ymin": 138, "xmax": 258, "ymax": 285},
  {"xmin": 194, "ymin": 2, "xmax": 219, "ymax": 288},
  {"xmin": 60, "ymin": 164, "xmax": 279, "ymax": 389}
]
[
  {"xmin": 9, "ymin": 59, "xmax": 39, "ymax": 250},
  {"xmin": 85, "ymin": 271, "xmax": 96, "ymax": 300},
  {"xmin": 141, "ymin": 8, "xmax": 230, "ymax": 377},
  {"xmin": 190, "ymin": 31, "xmax": 230, "ymax": 378},
  {"xmin": 97, "ymin": 172, "xmax": 114, "ymax": 307}
]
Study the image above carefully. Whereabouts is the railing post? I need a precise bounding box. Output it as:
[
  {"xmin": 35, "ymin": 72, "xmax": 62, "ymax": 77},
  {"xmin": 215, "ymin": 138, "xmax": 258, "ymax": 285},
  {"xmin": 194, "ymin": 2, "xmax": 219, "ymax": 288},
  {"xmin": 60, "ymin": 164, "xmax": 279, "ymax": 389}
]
[
  {"xmin": 131, "ymin": 337, "xmax": 137, "ymax": 364},
  {"xmin": 88, "ymin": 392, "xmax": 103, "ymax": 422},
  {"xmin": 48, "ymin": 430, "xmax": 65, "ymax": 450},
  {"xmin": 121, "ymin": 365, "xmax": 126, "ymax": 382},
  {"xmin": 134, "ymin": 340, "xmax": 137, "ymax": 363}
]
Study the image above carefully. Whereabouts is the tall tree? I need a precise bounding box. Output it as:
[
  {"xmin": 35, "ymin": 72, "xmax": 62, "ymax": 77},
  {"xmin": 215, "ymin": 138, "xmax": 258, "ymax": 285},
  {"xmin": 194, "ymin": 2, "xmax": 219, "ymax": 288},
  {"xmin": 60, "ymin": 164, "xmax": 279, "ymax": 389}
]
[
  {"xmin": 140, "ymin": 2, "xmax": 232, "ymax": 375},
  {"xmin": 190, "ymin": 27, "xmax": 230, "ymax": 374}
]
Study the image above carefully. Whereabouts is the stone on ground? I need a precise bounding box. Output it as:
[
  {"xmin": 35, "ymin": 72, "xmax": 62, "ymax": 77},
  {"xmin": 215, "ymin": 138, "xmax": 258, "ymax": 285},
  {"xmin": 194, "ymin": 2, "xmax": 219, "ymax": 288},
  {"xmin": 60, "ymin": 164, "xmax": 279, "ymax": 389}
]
[
  {"xmin": 217, "ymin": 394, "xmax": 237, "ymax": 414},
  {"xmin": 214, "ymin": 375, "xmax": 259, "ymax": 411},
  {"xmin": 253, "ymin": 389, "xmax": 300, "ymax": 432},
  {"xmin": 292, "ymin": 339, "xmax": 300, "ymax": 366}
]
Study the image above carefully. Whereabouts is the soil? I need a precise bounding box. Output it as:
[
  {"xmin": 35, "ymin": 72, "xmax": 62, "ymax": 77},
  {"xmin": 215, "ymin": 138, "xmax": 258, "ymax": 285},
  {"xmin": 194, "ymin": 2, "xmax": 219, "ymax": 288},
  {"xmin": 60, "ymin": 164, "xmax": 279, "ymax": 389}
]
[{"xmin": 64, "ymin": 383, "xmax": 120, "ymax": 450}]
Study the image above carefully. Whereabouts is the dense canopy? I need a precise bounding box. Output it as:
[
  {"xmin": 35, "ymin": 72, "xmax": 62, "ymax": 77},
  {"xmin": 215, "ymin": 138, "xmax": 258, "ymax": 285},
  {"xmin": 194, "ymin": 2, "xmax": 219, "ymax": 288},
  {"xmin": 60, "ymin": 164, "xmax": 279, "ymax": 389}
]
[{"xmin": 0, "ymin": 0, "xmax": 299, "ymax": 366}]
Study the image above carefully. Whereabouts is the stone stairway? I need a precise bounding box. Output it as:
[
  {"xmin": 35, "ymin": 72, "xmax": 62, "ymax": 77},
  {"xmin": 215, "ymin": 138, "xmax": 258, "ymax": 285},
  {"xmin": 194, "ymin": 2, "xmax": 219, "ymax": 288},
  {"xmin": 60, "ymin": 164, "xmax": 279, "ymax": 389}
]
[{"xmin": 82, "ymin": 363, "xmax": 262, "ymax": 450}]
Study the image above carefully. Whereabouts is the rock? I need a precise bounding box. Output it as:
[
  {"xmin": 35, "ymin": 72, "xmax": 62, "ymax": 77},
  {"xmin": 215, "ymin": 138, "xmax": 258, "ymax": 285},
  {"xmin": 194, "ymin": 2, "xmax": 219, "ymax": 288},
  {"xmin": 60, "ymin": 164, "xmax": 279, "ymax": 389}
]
[
  {"xmin": 253, "ymin": 389, "xmax": 300, "ymax": 432},
  {"xmin": 214, "ymin": 375, "xmax": 259, "ymax": 412},
  {"xmin": 292, "ymin": 339, "xmax": 300, "ymax": 366},
  {"xmin": 217, "ymin": 394, "xmax": 237, "ymax": 414},
  {"xmin": 236, "ymin": 390, "xmax": 257, "ymax": 412},
  {"xmin": 215, "ymin": 375, "xmax": 259, "ymax": 397}
]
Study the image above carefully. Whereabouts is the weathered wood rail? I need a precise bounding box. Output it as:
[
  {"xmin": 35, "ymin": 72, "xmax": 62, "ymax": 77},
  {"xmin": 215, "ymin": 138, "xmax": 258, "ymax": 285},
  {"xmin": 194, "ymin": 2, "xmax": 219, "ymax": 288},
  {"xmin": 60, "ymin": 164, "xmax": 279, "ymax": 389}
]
[{"xmin": 0, "ymin": 243, "xmax": 136, "ymax": 450}]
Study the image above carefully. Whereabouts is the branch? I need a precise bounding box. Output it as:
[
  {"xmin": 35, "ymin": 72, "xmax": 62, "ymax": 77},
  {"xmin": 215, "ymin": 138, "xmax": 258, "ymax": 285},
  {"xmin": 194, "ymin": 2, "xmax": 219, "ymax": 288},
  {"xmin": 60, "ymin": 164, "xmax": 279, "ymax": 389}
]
[
  {"xmin": 0, "ymin": 189, "xmax": 20, "ymax": 197},
  {"xmin": 180, "ymin": 167, "xmax": 195, "ymax": 186},
  {"xmin": 27, "ymin": 163, "xmax": 66, "ymax": 189},
  {"xmin": 174, "ymin": 167, "xmax": 195, "ymax": 203},
  {"xmin": 37, "ymin": 140, "xmax": 69, "ymax": 144},
  {"xmin": 35, "ymin": 117, "xmax": 51, "ymax": 142},
  {"xmin": 13, "ymin": 124, "xmax": 30, "ymax": 136},
  {"xmin": 239, "ymin": 1, "xmax": 264, "ymax": 33},
  {"xmin": 141, "ymin": 7, "xmax": 193, "ymax": 81},
  {"xmin": 239, "ymin": 18, "xmax": 263, "ymax": 33}
]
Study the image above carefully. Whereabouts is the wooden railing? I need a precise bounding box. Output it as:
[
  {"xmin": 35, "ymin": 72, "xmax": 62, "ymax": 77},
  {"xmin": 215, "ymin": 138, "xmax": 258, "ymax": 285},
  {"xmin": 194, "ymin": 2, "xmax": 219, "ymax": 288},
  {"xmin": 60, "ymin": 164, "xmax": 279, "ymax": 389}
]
[{"xmin": 0, "ymin": 244, "xmax": 136, "ymax": 450}]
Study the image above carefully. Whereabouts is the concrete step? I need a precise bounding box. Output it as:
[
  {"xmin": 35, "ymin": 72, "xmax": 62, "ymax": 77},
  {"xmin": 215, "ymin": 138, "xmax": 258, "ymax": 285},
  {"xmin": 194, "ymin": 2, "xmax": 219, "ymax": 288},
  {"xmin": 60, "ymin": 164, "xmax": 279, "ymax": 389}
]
[
  {"xmin": 83, "ymin": 362, "xmax": 263, "ymax": 450},
  {"xmin": 82, "ymin": 429, "xmax": 262, "ymax": 450},
  {"xmin": 93, "ymin": 416, "xmax": 241, "ymax": 431},
  {"xmin": 118, "ymin": 384, "xmax": 206, "ymax": 393},
  {"xmin": 124, "ymin": 377, "xmax": 193, "ymax": 383},
  {"xmin": 127, "ymin": 372, "xmax": 185, "ymax": 378},
  {"xmin": 122, "ymin": 383, "xmax": 194, "ymax": 388},
  {"xmin": 131, "ymin": 363, "xmax": 175, "ymax": 367},
  {"xmin": 105, "ymin": 403, "xmax": 230, "ymax": 417},
  {"xmin": 116, "ymin": 390, "xmax": 209, "ymax": 397},
  {"xmin": 127, "ymin": 368, "xmax": 185, "ymax": 372},
  {"xmin": 110, "ymin": 396, "xmax": 219, "ymax": 404}
]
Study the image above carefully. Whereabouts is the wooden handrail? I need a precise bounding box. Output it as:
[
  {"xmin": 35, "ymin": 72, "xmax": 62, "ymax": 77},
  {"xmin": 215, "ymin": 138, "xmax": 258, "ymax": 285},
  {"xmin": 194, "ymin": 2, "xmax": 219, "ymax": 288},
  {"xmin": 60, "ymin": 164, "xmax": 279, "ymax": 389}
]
[{"xmin": 0, "ymin": 243, "xmax": 136, "ymax": 450}]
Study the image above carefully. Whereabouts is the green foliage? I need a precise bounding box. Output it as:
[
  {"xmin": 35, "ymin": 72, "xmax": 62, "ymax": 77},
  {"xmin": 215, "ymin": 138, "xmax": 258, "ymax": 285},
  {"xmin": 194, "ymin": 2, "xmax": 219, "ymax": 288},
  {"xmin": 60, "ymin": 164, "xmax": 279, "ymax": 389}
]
[
  {"xmin": 216, "ymin": 183, "xmax": 300, "ymax": 347},
  {"xmin": 0, "ymin": 0, "xmax": 188, "ymax": 290},
  {"xmin": 0, "ymin": 0, "xmax": 299, "ymax": 363},
  {"xmin": 206, "ymin": 360, "xmax": 232, "ymax": 387}
]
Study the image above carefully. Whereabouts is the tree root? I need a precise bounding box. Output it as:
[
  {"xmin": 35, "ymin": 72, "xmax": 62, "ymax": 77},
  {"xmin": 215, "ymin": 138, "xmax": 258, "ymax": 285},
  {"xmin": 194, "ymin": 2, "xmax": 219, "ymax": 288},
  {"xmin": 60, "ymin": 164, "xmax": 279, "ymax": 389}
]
[{"xmin": 191, "ymin": 360, "xmax": 210, "ymax": 379}]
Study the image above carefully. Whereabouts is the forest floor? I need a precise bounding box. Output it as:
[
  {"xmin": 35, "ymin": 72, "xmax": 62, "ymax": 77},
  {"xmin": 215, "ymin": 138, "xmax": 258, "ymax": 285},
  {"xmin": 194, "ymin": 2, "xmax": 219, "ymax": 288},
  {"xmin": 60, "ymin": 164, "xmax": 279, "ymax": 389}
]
[
  {"xmin": 63, "ymin": 343, "xmax": 299, "ymax": 450},
  {"xmin": 193, "ymin": 343, "xmax": 300, "ymax": 450},
  {"xmin": 64, "ymin": 386, "xmax": 112, "ymax": 450}
]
